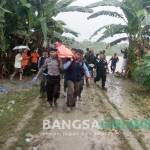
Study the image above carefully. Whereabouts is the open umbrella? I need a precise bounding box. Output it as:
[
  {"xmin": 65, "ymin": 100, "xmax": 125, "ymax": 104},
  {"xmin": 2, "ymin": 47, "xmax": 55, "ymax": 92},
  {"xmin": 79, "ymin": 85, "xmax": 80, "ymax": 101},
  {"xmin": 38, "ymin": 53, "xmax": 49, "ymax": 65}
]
[{"xmin": 13, "ymin": 45, "xmax": 30, "ymax": 51}]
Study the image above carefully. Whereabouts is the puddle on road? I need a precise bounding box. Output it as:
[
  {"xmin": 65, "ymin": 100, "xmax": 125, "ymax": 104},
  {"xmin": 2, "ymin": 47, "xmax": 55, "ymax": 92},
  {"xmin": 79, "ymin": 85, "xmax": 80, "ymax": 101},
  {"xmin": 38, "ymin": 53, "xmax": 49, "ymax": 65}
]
[
  {"xmin": 0, "ymin": 79, "xmax": 39, "ymax": 94},
  {"xmin": 106, "ymin": 75, "xmax": 144, "ymax": 120},
  {"xmin": 0, "ymin": 86, "xmax": 9, "ymax": 94}
]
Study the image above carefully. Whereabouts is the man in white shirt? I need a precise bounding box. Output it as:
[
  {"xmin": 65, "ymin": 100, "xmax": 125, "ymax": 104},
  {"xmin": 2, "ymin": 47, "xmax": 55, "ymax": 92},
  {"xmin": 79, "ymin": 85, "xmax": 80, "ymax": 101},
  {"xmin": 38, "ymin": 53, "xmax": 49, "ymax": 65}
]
[{"xmin": 10, "ymin": 51, "xmax": 23, "ymax": 80}]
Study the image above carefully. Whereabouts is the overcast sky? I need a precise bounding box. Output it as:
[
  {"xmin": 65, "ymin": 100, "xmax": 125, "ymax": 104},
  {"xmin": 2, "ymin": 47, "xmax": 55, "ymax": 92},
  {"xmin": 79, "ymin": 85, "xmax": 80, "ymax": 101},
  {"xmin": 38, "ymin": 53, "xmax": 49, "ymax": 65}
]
[{"xmin": 55, "ymin": 0, "xmax": 127, "ymax": 42}]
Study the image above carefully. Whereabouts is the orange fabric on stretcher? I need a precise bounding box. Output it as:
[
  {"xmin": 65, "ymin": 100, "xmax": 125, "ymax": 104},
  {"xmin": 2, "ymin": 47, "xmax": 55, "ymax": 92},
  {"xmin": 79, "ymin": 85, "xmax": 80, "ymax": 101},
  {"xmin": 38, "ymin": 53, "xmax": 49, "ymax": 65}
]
[{"xmin": 56, "ymin": 42, "xmax": 73, "ymax": 58}]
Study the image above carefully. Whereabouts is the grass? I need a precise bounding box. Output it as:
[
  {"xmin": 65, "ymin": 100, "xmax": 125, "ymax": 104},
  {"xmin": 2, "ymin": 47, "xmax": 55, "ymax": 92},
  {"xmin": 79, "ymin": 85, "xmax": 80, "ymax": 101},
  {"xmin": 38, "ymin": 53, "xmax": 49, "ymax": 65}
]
[
  {"xmin": 130, "ymin": 90, "xmax": 150, "ymax": 117},
  {"xmin": 0, "ymin": 87, "xmax": 39, "ymax": 148},
  {"xmin": 11, "ymin": 101, "xmax": 49, "ymax": 150}
]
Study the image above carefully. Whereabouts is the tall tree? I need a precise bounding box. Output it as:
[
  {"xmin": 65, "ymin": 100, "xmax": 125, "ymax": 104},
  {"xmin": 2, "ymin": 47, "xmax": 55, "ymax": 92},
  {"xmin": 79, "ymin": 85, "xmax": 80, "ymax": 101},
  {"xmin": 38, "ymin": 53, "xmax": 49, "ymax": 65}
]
[
  {"xmin": 1, "ymin": 0, "xmax": 93, "ymax": 49},
  {"xmin": 86, "ymin": 0, "xmax": 150, "ymax": 70},
  {"xmin": 87, "ymin": 0, "xmax": 149, "ymax": 45}
]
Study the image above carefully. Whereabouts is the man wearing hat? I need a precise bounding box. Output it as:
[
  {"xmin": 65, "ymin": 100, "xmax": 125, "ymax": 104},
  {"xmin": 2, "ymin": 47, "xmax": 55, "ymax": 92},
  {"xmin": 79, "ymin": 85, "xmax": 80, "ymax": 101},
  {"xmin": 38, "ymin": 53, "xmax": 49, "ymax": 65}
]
[{"xmin": 35, "ymin": 47, "xmax": 62, "ymax": 111}]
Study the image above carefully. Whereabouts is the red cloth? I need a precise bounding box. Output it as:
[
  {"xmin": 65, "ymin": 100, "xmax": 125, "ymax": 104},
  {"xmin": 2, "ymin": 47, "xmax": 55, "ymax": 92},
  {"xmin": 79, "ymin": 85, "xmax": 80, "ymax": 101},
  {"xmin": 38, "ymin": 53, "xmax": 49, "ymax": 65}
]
[{"xmin": 56, "ymin": 42, "xmax": 73, "ymax": 58}]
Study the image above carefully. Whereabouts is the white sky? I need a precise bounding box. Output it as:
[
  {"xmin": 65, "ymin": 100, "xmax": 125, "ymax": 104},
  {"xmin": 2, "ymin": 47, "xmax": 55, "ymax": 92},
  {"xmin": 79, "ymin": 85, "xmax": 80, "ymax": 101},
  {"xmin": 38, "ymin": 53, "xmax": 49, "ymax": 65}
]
[{"xmin": 55, "ymin": 0, "xmax": 127, "ymax": 42}]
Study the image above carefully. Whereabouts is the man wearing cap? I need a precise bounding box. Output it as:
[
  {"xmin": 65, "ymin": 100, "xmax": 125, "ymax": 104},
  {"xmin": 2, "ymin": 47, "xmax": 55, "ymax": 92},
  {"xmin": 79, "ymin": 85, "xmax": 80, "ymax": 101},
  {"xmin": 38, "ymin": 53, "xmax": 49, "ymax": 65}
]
[
  {"xmin": 64, "ymin": 49, "xmax": 91, "ymax": 112},
  {"xmin": 34, "ymin": 47, "xmax": 62, "ymax": 111}
]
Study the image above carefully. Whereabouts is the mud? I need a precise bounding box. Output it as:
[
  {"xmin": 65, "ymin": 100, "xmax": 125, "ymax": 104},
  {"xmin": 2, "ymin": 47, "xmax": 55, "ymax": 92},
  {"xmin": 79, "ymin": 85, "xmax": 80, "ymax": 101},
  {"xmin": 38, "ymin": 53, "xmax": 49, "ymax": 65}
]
[
  {"xmin": 1, "ymin": 67, "xmax": 150, "ymax": 150},
  {"xmin": 26, "ymin": 84, "xmax": 128, "ymax": 150}
]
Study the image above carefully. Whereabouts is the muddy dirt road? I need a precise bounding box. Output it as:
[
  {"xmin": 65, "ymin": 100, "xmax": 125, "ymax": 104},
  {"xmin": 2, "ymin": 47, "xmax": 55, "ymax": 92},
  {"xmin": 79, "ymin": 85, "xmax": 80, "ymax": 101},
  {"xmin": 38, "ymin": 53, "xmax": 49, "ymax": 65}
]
[
  {"xmin": 1, "ymin": 75, "xmax": 150, "ymax": 150},
  {"xmin": 25, "ymin": 80, "xmax": 128, "ymax": 150}
]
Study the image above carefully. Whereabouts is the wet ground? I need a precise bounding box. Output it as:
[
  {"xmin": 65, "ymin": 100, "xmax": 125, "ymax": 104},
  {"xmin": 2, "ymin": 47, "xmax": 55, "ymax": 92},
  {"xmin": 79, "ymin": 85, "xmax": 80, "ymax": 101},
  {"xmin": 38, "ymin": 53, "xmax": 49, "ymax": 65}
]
[
  {"xmin": 0, "ymin": 75, "xmax": 149, "ymax": 150},
  {"xmin": 0, "ymin": 77, "xmax": 39, "ymax": 94},
  {"xmin": 1, "ymin": 59, "xmax": 150, "ymax": 150},
  {"xmin": 23, "ymin": 80, "xmax": 128, "ymax": 150}
]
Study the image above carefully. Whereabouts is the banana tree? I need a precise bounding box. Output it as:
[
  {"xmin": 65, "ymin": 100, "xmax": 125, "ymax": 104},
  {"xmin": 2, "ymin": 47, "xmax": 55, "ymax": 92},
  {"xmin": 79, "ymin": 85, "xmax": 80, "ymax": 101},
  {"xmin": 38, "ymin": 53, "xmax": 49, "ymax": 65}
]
[
  {"xmin": 87, "ymin": 0, "xmax": 149, "ymax": 44},
  {"xmin": 86, "ymin": 0, "xmax": 150, "ymax": 75},
  {"xmin": 2, "ymin": 0, "xmax": 93, "ymax": 49},
  {"xmin": 27, "ymin": 0, "xmax": 93, "ymax": 47},
  {"xmin": 0, "ymin": 0, "xmax": 11, "ymax": 51}
]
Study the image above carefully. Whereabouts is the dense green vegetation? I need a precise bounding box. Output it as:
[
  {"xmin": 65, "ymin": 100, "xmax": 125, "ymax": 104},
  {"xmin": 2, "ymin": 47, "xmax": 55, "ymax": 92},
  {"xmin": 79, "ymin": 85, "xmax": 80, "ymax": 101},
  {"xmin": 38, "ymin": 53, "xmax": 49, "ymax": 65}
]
[
  {"xmin": 86, "ymin": 0, "xmax": 150, "ymax": 45},
  {"xmin": 133, "ymin": 54, "xmax": 150, "ymax": 89},
  {"xmin": 0, "ymin": 0, "xmax": 150, "ymax": 88},
  {"xmin": 0, "ymin": 0, "xmax": 93, "ymax": 51},
  {"xmin": 0, "ymin": 87, "xmax": 39, "ymax": 147},
  {"xmin": 0, "ymin": 0, "xmax": 93, "ymax": 73},
  {"xmin": 86, "ymin": 0, "xmax": 150, "ymax": 65},
  {"xmin": 71, "ymin": 40, "xmax": 127, "ymax": 55}
]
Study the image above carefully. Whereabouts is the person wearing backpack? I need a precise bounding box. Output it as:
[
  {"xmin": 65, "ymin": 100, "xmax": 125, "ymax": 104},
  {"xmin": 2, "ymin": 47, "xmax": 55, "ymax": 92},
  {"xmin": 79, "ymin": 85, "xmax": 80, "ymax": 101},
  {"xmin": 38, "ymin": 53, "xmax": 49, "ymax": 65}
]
[{"xmin": 64, "ymin": 49, "xmax": 91, "ymax": 112}]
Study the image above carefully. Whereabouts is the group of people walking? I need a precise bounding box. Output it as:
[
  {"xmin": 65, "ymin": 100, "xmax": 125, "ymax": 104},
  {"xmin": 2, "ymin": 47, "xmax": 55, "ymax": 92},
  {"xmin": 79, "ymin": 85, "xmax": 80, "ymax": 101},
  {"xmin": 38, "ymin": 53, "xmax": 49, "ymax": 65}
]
[
  {"xmin": 34, "ymin": 47, "xmax": 90, "ymax": 112},
  {"xmin": 11, "ymin": 43, "xmax": 127, "ymax": 112},
  {"xmin": 10, "ymin": 49, "xmax": 40, "ymax": 80}
]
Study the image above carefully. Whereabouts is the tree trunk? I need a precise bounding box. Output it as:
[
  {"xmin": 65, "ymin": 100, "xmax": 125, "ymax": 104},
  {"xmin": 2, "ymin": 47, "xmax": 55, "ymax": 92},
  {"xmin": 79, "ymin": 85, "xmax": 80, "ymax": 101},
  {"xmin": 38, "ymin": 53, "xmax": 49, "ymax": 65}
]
[{"xmin": 126, "ymin": 37, "xmax": 137, "ymax": 77}]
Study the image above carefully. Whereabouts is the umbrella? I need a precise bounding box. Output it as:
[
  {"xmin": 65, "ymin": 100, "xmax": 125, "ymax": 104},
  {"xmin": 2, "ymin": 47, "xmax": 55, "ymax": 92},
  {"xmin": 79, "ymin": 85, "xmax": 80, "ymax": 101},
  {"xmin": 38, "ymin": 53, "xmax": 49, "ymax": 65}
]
[{"xmin": 13, "ymin": 45, "xmax": 30, "ymax": 51}]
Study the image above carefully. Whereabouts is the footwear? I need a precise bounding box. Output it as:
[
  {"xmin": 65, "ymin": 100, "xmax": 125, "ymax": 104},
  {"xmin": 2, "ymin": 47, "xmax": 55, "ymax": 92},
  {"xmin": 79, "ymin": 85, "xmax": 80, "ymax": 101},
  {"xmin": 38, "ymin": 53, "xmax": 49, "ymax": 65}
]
[
  {"xmin": 66, "ymin": 107, "xmax": 71, "ymax": 112},
  {"xmin": 49, "ymin": 106, "xmax": 53, "ymax": 112},
  {"xmin": 54, "ymin": 101, "xmax": 58, "ymax": 107},
  {"xmin": 102, "ymin": 86, "xmax": 107, "ymax": 90},
  {"xmin": 49, "ymin": 101, "xmax": 53, "ymax": 107},
  {"xmin": 50, "ymin": 107, "xmax": 53, "ymax": 112},
  {"xmin": 70, "ymin": 106, "xmax": 76, "ymax": 110},
  {"xmin": 62, "ymin": 92, "xmax": 67, "ymax": 98},
  {"xmin": 10, "ymin": 76, "xmax": 13, "ymax": 81},
  {"xmin": 78, "ymin": 97, "xmax": 82, "ymax": 101},
  {"xmin": 53, "ymin": 98, "xmax": 58, "ymax": 107},
  {"xmin": 39, "ymin": 95, "xmax": 44, "ymax": 99}
]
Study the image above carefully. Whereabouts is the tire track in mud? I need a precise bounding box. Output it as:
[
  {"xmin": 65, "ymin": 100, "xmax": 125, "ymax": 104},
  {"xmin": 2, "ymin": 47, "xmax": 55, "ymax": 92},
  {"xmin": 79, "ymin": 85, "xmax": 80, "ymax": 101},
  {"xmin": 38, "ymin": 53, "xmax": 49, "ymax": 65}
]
[
  {"xmin": 94, "ymin": 84, "xmax": 146, "ymax": 150},
  {"xmin": 106, "ymin": 75, "xmax": 150, "ymax": 150}
]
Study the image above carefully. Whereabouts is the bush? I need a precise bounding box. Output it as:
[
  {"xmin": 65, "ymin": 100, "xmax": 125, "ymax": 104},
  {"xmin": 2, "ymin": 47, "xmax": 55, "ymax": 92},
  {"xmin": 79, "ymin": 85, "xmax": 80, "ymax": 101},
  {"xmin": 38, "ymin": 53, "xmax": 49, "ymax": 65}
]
[{"xmin": 133, "ymin": 54, "xmax": 150, "ymax": 89}]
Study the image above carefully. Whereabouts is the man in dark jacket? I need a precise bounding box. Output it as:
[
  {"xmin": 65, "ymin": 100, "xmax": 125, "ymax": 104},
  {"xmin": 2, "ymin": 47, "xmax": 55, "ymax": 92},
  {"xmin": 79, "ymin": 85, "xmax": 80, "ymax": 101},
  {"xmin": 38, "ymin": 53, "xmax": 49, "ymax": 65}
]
[
  {"xmin": 94, "ymin": 53, "xmax": 108, "ymax": 89},
  {"xmin": 64, "ymin": 49, "xmax": 90, "ymax": 112},
  {"xmin": 109, "ymin": 53, "xmax": 119, "ymax": 73},
  {"xmin": 84, "ymin": 49, "xmax": 95, "ymax": 77}
]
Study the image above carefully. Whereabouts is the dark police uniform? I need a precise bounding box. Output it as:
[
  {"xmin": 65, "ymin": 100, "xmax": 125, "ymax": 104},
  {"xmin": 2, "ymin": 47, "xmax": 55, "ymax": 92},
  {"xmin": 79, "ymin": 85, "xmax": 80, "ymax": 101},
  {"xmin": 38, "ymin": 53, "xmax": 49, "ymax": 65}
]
[{"xmin": 94, "ymin": 58, "xmax": 108, "ymax": 88}]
